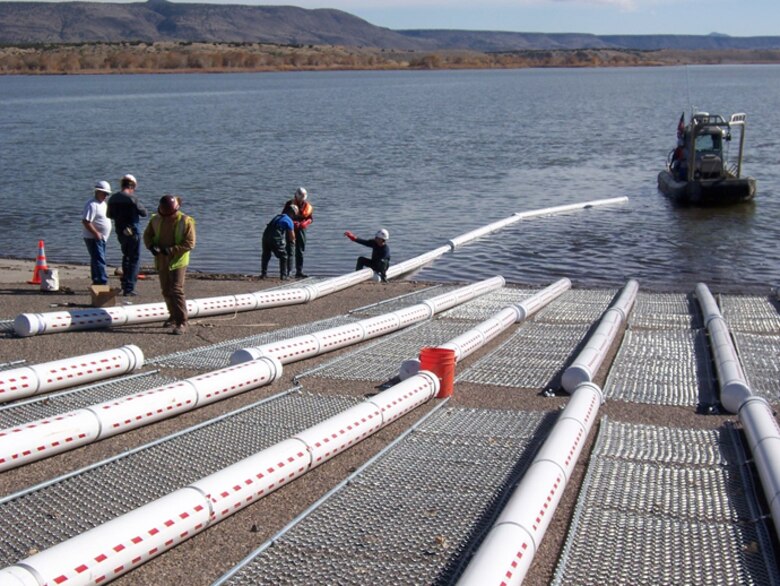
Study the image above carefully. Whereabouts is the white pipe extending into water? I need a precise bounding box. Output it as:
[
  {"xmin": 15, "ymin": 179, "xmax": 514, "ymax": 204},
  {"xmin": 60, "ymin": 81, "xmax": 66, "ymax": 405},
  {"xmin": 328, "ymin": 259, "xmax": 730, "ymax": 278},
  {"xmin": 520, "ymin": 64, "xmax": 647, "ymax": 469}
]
[
  {"xmin": 0, "ymin": 371, "xmax": 440, "ymax": 586},
  {"xmin": 457, "ymin": 382, "xmax": 603, "ymax": 586},
  {"xmin": 0, "ymin": 357, "xmax": 282, "ymax": 472},
  {"xmin": 14, "ymin": 198, "xmax": 627, "ymax": 338},
  {"xmin": 230, "ymin": 276, "xmax": 506, "ymax": 365},
  {"xmin": 447, "ymin": 197, "xmax": 628, "ymax": 250},
  {"xmin": 561, "ymin": 279, "xmax": 638, "ymax": 392},
  {"xmin": 694, "ymin": 282, "xmax": 780, "ymax": 539},
  {"xmin": 0, "ymin": 345, "xmax": 144, "ymax": 404}
]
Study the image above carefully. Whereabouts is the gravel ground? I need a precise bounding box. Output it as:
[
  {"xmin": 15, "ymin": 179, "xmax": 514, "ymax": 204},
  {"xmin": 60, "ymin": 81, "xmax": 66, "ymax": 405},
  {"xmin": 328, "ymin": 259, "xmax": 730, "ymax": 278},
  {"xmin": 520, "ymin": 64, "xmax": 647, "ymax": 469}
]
[{"xmin": 0, "ymin": 259, "xmax": 752, "ymax": 585}]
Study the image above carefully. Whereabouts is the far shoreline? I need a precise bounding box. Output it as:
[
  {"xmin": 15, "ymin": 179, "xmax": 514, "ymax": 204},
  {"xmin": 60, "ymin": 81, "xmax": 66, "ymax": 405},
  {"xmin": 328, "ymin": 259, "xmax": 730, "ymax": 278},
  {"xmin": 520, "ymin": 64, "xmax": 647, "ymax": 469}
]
[{"xmin": 2, "ymin": 42, "xmax": 780, "ymax": 75}]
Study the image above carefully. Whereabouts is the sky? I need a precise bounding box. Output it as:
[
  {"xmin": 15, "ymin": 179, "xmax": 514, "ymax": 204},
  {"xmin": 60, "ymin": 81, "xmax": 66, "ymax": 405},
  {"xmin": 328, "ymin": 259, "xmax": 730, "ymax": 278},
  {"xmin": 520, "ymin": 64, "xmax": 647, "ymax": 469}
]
[{"xmin": 6, "ymin": 0, "xmax": 779, "ymax": 37}]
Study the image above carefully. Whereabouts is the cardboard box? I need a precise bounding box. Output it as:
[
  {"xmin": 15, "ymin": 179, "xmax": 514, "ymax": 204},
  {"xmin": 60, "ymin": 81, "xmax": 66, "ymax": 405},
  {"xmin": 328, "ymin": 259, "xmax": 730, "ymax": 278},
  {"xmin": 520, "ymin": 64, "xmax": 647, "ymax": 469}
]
[{"xmin": 89, "ymin": 284, "xmax": 119, "ymax": 307}]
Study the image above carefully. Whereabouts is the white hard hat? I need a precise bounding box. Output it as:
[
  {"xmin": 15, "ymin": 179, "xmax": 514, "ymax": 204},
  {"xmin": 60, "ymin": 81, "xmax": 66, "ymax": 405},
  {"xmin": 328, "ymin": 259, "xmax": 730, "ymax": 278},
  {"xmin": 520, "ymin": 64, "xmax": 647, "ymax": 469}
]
[
  {"xmin": 122, "ymin": 174, "xmax": 138, "ymax": 187},
  {"xmin": 94, "ymin": 180, "xmax": 111, "ymax": 194},
  {"xmin": 375, "ymin": 229, "xmax": 389, "ymax": 241},
  {"xmin": 295, "ymin": 187, "xmax": 307, "ymax": 200}
]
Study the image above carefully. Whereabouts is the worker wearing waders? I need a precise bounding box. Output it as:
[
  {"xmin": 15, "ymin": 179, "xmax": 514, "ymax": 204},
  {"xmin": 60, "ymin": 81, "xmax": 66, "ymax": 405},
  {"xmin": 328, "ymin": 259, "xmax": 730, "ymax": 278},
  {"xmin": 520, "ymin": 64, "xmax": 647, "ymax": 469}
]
[
  {"xmin": 261, "ymin": 203, "xmax": 297, "ymax": 280},
  {"xmin": 143, "ymin": 195, "xmax": 196, "ymax": 336},
  {"xmin": 283, "ymin": 187, "xmax": 313, "ymax": 278},
  {"xmin": 344, "ymin": 228, "xmax": 390, "ymax": 282}
]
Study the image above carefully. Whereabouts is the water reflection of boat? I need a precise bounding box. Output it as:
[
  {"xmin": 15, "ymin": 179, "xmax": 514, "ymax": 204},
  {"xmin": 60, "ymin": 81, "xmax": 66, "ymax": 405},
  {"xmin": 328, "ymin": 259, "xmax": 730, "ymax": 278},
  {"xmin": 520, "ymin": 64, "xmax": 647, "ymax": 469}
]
[{"xmin": 658, "ymin": 112, "xmax": 756, "ymax": 205}]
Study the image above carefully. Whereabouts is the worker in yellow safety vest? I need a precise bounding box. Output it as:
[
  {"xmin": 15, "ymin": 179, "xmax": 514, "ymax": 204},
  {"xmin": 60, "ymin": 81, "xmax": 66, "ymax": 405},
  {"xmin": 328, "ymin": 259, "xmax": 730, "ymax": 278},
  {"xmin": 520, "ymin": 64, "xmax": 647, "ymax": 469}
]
[{"xmin": 143, "ymin": 194, "xmax": 196, "ymax": 335}]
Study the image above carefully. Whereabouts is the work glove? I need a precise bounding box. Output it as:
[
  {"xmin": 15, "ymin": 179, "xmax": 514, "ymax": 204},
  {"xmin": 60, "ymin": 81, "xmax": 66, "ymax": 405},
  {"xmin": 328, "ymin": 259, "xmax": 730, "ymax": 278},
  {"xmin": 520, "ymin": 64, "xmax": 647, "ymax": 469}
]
[
  {"xmin": 293, "ymin": 221, "xmax": 301, "ymax": 229},
  {"xmin": 300, "ymin": 218, "xmax": 312, "ymax": 229},
  {"xmin": 344, "ymin": 231, "xmax": 357, "ymax": 241},
  {"xmin": 150, "ymin": 246, "xmax": 161, "ymax": 256},
  {"xmin": 160, "ymin": 246, "xmax": 173, "ymax": 256}
]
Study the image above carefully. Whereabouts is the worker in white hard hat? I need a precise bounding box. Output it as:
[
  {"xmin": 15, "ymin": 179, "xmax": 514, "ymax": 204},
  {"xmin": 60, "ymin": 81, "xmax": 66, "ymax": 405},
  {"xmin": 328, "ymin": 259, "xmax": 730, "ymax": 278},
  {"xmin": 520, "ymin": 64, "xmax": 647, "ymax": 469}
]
[
  {"xmin": 106, "ymin": 173, "xmax": 147, "ymax": 296},
  {"xmin": 344, "ymin": 228, "xmax": 391, "ymax": 282},
  {"xmin": 283, "ymin": 187, "xmax": 314, "ymax": 278},
  {"xmin": 81, "ymin": 180, "xmax": 113, "ymax": 285}
]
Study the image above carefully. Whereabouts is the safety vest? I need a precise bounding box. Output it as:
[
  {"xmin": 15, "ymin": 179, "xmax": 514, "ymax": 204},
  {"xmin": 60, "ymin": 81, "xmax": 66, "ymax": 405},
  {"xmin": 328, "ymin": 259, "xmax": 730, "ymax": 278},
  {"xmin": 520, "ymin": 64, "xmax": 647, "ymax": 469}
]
[{"xmin": 150, "ymin": 212, "xmax": 194, "ymax": 270}]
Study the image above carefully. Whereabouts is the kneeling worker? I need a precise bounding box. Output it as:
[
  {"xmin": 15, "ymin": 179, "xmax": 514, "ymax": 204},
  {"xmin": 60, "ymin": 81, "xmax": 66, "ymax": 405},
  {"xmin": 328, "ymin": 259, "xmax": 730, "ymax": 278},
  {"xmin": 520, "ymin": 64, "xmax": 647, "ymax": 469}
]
[
  {"xmin": 261, "ymin": 203, "xmax": 297, "ymax": 280},
  {"xmin": 143, "ymin": 195, "xmax": 196, "ymax": 335},
  {"xmin": 344, "ymin": 228, "xmax": 390, "ymax": 282}
]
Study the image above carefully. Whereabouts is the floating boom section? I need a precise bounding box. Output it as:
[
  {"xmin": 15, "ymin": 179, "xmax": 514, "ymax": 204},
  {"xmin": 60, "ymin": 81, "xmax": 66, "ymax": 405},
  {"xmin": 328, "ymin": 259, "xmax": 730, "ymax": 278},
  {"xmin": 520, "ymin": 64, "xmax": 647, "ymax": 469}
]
[
  {"xmin": 457, "ymin": 381, "xmax": 603, "ymax": 585},
  {"xmin": 0, "ymin": 345, "xmax": 144, "ymax": 404},
  {"xmin": 695, "ymin": 283, "xmax": 780, "ymax": 539},
  {"xmin": 0, "ymin": 372, "xmax": 440, "ymax": 586},
  {"xmin": 561, "ymin": 279, "xmax": 638, "ymax": 392},
  {"xmin": 447, "ymin": 197, "xmax": 628, "ymax": 250},
  {"xmin": 14, "ymin": 198, "xmax": 628, "ymax": 338},
  {"xmin": 229, "ymin": 276, "xmax": 506, "ymax": 365},
  {"xmin": 0, "ymin": 357, "xmax": 283, "ymax": 473}
]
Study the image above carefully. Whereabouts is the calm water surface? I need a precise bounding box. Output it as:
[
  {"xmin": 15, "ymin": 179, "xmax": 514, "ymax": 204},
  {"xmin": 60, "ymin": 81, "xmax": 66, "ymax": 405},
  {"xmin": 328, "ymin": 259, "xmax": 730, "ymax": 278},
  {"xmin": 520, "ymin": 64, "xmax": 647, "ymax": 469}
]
[{"xmin": 1, "ymin": 67, "xmax": 778, "ymax": 293}]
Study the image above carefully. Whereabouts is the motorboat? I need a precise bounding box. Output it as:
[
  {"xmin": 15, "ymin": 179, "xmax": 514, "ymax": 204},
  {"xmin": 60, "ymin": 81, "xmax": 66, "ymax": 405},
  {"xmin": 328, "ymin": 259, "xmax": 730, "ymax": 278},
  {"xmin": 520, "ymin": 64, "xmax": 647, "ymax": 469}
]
[{"xmin": 658, "ymin": 111, "xmax": 756, "ymax": 205}]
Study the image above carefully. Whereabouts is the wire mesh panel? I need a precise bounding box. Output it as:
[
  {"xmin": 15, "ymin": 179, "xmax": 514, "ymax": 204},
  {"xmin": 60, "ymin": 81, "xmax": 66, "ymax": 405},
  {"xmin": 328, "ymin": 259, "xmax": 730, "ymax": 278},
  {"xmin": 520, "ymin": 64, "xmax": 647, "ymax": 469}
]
[
  {"xmin": 149, "ymin": 315, "xmax": 357, "ymax": 370},
  {"xmin": 219, "ymin": 407, "xmax": 554, "ymax": 586},
  {"xmin": 721, "ymin": 295, "xmax": 780, "ymax": 334},
  {"xmin": 457, "ymin": 322, "xmax": 591, "ymax": 389},
  {"xmin": 0, "ymin": 371, "xmax": 174, "ymax": 429},
  {"xmin": 733, "ymin": 332, "xmax": 780, "ymax": 402},
  {"xmin": 551, "ymin": 419, "xmax": 780, "ymax": 586},
  {"xmin": 628, "ymin": 292, "xmax": 702, "ymax": 330},
  {"xmin": 0, "ymin": 320, "xmax": 14, "ymax": 335},
  {"xmin": 297, "ymin": 320, "xmax": 473, "ymax": 382},
  {"xmin": 349, "ymin": 285, "xmax": 454, "ymax": 317},
  {"xmin": 533, "ymin": 288, "xmax": 617, "ymax": 324},
  {"xmin": 0, "ymin": 391, "xmax": 361, "ymax": 567},
  {"xmin": 438, "ymin": 287, "xmax": 536, "ymax": 321},
  {"xmin": 604, "ymin": 329, "xmax": 715, "ymax": 407}
]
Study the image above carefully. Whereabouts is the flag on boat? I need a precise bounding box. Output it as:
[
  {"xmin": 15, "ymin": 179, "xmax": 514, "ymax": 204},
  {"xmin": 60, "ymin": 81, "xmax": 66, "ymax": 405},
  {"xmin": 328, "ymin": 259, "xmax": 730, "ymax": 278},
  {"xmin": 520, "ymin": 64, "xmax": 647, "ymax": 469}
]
[{"xmin": 676, "ymin": 112, "xmax": 685, "ymax": 139}]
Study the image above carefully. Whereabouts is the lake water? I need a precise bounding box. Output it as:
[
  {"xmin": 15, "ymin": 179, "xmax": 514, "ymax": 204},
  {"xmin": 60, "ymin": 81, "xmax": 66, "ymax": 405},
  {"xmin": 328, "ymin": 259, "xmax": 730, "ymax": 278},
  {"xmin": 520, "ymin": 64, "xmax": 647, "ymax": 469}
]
[{"xmin": 1, "ymin": 66, "xmax": 778, "ymax": 293}]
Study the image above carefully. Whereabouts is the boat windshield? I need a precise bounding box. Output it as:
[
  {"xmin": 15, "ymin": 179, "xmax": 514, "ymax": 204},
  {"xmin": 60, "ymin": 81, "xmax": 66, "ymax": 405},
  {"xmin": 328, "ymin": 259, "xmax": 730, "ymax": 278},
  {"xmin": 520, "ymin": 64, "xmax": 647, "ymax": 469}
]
[{"xmin": 695, "ymin": 132, "xmax": 723, "ymax": 154}]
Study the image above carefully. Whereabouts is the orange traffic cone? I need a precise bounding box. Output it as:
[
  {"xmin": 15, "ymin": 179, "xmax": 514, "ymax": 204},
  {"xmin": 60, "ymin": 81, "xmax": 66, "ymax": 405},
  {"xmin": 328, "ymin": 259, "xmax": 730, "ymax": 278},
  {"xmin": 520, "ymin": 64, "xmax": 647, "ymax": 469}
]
[{"xmin": 28, "ymin": 240, "xmax": 49, "ymax": 285}]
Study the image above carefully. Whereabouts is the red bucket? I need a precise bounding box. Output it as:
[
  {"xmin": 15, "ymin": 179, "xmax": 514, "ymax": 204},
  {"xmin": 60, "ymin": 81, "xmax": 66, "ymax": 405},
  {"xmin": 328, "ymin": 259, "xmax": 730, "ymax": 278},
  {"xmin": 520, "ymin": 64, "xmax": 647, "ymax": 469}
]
[{"xmin": 419, "ymin": 347, "xmax": 456, "ymax": 398}]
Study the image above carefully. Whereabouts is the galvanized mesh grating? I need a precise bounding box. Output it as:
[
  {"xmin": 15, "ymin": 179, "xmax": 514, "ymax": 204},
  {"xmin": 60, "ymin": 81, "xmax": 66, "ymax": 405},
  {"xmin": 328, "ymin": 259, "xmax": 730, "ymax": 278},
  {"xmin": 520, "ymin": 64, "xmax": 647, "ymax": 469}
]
[
  {"xmin": 296, "ymin": 320, "xmax": 474, "ymax": 382},
  {"xmin": 149, "ymin": 315, "xmax": 357, "ymax": 370},
  {"xmin": 533, "ymin": 288, "xmax": 617, "ymax": 324},
  {"xmin": 457, "ymin": 322, "xmax": 591, "ymax": 389},
  {"xmin": 349, "ymin": 285, "xmax": 453, "ymax": 316},
  {"xmin": 721, "ymin": 295, "xmax": 780, "ymax": 334},
  {"xmin": 437, "ymin": 287, "xmax": 536, "ymax": 321},
  {"xmin": 0, "ymin": 372, "xmax": 174, "ymax": 429},
  {"xmin": 733, "ymin": 332, "xmax": 780, "ymax": 402},
  {"xmin": 604, "ymin": 329, "xmax": 715, "ymax": 406},
  {"xmin": 220, "ymin": 408, "xmax": 554, "ymax": 586},
  {"xmin": 629, "ymin": 292, "xmax": 703, "ymax": 330},
  {"xmin": 551, "ymin": 419, "xmax": 780, "ymax": 586},
  {"xmin": 0, "ymin": 391, "xmax": 361, "ymax": 567},
  {"xmin": 0, "ymin": 320, "xmax": 14, "ymax": 335}
]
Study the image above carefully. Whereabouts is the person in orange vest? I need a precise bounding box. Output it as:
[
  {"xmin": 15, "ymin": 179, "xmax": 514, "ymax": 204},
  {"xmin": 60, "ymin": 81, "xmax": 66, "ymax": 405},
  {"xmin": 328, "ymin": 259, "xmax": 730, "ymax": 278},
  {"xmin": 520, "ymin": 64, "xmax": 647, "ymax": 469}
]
[
  {"xmin": 143, "ymin": 195, "xmax": 196, "ymax": 335},
  {"xmin": 284, "ymin": 187, "xmax": 313, "ymax": 278}
]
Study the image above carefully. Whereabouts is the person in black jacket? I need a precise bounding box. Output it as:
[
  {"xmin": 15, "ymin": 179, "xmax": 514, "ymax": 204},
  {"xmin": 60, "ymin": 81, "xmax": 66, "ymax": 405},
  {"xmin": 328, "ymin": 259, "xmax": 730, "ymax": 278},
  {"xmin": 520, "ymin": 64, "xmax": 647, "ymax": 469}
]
[
  {"xmin": 106, "ymin": 174, "xmax": 147, "ymax": 296},
  {"xmin": 344, "ymin": 228, "xmax": 390, "ymax": 282}
]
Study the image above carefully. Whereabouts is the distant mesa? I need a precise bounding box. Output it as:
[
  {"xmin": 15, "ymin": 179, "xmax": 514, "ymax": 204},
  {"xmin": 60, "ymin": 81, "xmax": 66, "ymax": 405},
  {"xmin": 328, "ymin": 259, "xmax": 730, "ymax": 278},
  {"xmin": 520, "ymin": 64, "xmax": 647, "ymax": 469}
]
[{"xmin": 0, "ymin": 1, "xmax": 778, "ymax": 50}]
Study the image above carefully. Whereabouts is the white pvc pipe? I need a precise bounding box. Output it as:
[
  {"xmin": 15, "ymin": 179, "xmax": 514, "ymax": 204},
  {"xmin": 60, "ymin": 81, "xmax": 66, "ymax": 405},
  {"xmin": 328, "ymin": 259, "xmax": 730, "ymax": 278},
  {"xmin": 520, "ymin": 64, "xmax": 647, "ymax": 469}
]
[
  {"xmin": 15, "ymin": 198, "xmax": 626, "ymax": 338},
  {"xmin": 0, "ymin": 356, "xmax": 282, "ymax": 472},
  {"xmin": 694, "ymin": 283, "xmax": 780, "ymax": 540},
  {"xmin": 447, "ymin": 197, "xmax": 628, "ymax": 250},
  {"xmin": 0, "ymin": 371, "xmax": 439, "ymax": 586},
  {"xmin": 400, "ymin": 278, "xmax": 571, "ymax": 378},
  {"xmin": 739, "ymin": 397, "xmax": 780, "ymax": 534},
  {"xmin": 0, "ymin": 345, "xmax": 144, "ymax": 404},
  {"xmin": 457, "ymin": 382, "xmax": 603, "ymax": 586},
  {"xmin": 230, "ymin": 277, "xmax": 506, "ymax": 365},
  {"xmin": 561, "ymin": 279, "xmax": 638, "ymax": 392}
]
